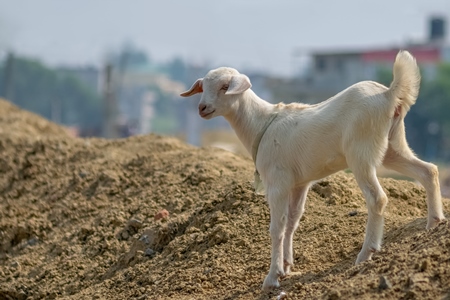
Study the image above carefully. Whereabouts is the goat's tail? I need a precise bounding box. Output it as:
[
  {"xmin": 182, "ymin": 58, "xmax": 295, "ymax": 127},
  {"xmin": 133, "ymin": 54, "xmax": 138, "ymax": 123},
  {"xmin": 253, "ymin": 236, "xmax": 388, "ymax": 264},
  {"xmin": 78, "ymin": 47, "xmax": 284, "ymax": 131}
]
[{"xmin": 386, "ymin": 50, "xmax": 421, "ymax": 117}]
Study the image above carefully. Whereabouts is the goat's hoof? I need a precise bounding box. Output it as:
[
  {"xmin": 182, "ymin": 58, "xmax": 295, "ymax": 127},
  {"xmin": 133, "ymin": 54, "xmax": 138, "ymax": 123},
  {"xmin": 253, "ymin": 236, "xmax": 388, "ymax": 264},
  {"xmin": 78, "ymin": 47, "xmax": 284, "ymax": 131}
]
[
  {"xmin": 426, "ymin": 217, "xmax": 446, "ymax": 230},
  {"xmin": 262, "ymin": 275, "xmax": 280, "ymax": 291},
  {"xmin": 355, "ymin": 254, "xmax": 367, "ymax": 265},
  {"xmin": 356, "ymin": 248, "xmax": 376, "ymax": 264}
]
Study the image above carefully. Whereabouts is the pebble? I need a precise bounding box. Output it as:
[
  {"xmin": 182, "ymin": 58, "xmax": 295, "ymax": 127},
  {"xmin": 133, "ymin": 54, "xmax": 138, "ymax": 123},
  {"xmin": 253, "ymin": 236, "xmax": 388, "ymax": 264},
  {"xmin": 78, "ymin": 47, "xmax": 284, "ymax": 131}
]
[
  {"xmin": 327, "ymin": 290, "xmax": 341, "ymax": 300},
  {"xmin": 78, "ymin": 171, "xmax": 88, "ymax": 178},
  {"xmin": 145, "ymin": 248, "xmax": 156, "ymax": 257},
  {"xmin": 348, "ymin": 211, "xmax": 358, "ymax": 217},
  {"xmin": 139, "ymin": 234, "xmax": 150, "ymax": 244},
  {"xmin": 378, "ymin": 275, "xmax": 392, "ymax": 290},
  {"xmin": 17, "ymin": 291, "xmax": 27, "ymax": 300},
  {"xmin": 128, "ymin": 219, "xmax": 143, "ymax": 230},
  {"xmin": 419, "ymin": 259, "xmax": 429, "ymax": 272},
  {"xmin": 121, "ymin": 231, "xmax": 130, "ymax": 240},
  {"xmin": 27, "ymin": 238, "xmax": 39, "ymax": 246},
  {"xmin": 11, "ymin": 261, "xmax": 21, "ymax": 269},
  {"xmin": 154, "ymin": 209, "xmax": 169, "ymax": 221}
]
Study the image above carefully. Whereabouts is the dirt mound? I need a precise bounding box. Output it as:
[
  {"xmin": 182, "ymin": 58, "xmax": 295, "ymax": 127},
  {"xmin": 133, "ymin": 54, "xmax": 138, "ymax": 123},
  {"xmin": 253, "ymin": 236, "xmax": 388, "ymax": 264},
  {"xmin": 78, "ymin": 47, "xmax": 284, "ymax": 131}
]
[
  {"xmin": 0, "ymin": 99, "xmax": 68, "ymax": 138},
  {"xmin": 0, "ymin": 103, "xmax": 449, "ymax": 300}
]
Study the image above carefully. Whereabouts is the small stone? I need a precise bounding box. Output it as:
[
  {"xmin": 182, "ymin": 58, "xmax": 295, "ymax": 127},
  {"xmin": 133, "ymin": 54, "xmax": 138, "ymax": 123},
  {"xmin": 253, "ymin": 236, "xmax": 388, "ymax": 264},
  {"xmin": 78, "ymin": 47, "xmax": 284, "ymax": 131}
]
[
  {"xmin": 378, "ymin": 275, "xmax": 392, "ymax": 290},
  {"xmin": 78, "ymin": 171, "xmax": 88, "ymax": 178},
  {"xmin": 419, "ymin": 259, "xmax": 429, "ymax": 272},
  {"xmin": 139, "ymin": 234, "xmax": 150, "ymax": 244},
  {"xmin": 11, "ymin": 261, "xmax": 20, "ymax": 269},
  {"xmin": 404, "ymin": 290, "xmax": 416, "ymax": 299},
  {"xmin": 348, "ymin": 211, "xmax": 358, "ymax": 216},
  {"xmin": 27, "ymin": 238, "xmax": 38, "ymax": 246},
  {"xmin": 17, "ymin": 291, "xmax": 27, "ymax": 300},
  {"xmin": 154, "ymin": 209, "xmax": 169, "ymax": 221},
  {"xmin": 277, "ymin": 291, "xmax": 288, "ymax": 300},
  {"xmin": 328, "ymin": 289, "xmax": 341, "ymax": 300},
  {"xmin": 127, "ymin": 219, "xmax": 143, "ymax": 230},
  {"xmin": 121, "ymin": 231, "xmax": 130, "ymax": 240},
  {"xmin": 145, "ymin": 248, "xmax": 156, "ymax": 257}
]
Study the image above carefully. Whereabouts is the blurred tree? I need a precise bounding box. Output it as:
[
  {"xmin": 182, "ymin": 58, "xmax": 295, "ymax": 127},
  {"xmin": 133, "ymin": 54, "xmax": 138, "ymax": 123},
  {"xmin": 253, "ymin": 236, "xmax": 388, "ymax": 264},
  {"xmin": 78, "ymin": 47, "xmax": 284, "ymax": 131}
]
[
  {"xmin": 0, "ymin": 55, "xmax": 102, "ymax": 128},
  {"xmin": 166, "ymin": 57, "xmax": 187, "ymax": 83},
  {"xmin": 148, "ymin": 83, "xmax": 178, "ymax": 134},
  {"xmin": 377, "ymin": 63, "xmax": 450, "ymax": 161},
  {"xmin": 108, "ymin": 42, "xmax": 151, "ymax": 70}
]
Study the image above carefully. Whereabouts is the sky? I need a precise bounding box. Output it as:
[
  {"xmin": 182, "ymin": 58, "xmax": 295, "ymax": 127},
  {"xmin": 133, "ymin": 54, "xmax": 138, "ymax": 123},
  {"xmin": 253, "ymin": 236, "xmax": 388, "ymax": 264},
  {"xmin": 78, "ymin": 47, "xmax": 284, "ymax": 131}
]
[{"xmin": 0, "ymin": 0, "xmax": 449, "ymax": 76}]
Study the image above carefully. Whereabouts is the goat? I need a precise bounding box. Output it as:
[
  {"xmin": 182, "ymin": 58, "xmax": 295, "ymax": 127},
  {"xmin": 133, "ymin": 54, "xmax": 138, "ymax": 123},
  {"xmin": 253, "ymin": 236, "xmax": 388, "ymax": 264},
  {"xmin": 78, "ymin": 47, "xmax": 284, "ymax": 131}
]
[{"xmin": 180, "ymin": 50, "xmax": 446, "ymax": 290}]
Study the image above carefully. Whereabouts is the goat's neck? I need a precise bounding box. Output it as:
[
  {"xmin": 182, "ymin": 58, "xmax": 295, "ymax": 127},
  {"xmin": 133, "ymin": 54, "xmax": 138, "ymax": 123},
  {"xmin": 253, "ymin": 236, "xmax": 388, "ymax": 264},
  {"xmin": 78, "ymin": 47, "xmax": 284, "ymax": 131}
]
[{"xmin": 224, "ymin": 90, "xmax": 275, "ymax": 155}]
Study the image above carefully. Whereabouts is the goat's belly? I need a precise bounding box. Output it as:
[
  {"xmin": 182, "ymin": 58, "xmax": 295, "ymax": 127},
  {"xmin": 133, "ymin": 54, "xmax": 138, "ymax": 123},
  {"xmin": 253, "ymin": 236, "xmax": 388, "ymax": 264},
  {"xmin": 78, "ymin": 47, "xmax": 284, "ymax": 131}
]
[
  {"xmin": 301, "ymin": 154, "xmax": 348, "ymax": 182},
  {"xmin": 324, "ymin": 154, "xmax": 348, "ymax": 172}
]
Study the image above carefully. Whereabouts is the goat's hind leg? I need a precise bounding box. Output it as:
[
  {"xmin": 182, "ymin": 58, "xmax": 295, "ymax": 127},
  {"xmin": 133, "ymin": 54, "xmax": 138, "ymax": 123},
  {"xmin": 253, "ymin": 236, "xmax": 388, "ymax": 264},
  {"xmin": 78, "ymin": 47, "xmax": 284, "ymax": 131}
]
[
  {"xmin": 283, "ymin": 184, "xmax": 309, "ymax": 275},
  {"xmin": 349, "ymin": 162, "xmax": 388, "ymax": 264},
  {"xmin": 383, "ymin": 147, "xmax": 445, "ymax": 229}
]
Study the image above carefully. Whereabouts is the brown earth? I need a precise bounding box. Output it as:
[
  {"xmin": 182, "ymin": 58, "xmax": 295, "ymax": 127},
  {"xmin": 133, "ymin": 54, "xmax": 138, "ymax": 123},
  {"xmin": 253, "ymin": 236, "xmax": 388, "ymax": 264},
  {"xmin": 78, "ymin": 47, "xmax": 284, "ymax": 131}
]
[
  {"xmin": 0, "ymin": 98, "xmax": 449, "ymax": 300},
  {"xmin": 0, "ymin": 99, "xmax": 69, "ymax": 138}
]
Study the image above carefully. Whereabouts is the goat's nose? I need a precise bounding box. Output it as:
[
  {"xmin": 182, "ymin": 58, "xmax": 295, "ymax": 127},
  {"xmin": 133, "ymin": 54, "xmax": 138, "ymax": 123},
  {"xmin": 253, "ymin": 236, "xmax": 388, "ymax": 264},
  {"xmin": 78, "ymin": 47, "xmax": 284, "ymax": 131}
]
[{"xmin": 199, "ymin": 104, "xmax": 207, "ymax": 113}]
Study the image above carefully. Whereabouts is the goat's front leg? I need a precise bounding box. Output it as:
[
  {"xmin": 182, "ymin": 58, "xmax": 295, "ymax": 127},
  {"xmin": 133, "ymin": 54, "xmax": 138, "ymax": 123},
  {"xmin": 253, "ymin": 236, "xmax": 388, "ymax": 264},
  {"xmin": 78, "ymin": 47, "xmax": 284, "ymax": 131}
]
[
  {"xmin": 351, "ymin": 166, "xmax": 388, "ymax": 264},
  {"xmin": 262, "ymin": 186, "xmax": 289, "ymax": 291},
  {"xmin": 283, "ymin": 184, "xmax": 310, "ymax": 275}
]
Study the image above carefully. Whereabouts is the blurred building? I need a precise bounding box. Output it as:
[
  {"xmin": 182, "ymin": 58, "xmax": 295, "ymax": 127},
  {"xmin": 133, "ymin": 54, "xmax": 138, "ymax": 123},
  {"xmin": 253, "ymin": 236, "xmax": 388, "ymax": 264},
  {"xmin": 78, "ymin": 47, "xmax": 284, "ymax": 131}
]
[
  {"xmin": 58, "ymin": 63, "xmax": 185, "ymax": 138},
  {"xmin": 296, "ymin": 16, "xmax": 450, "ymax": 103},
  {"xmin": 117, "ymin": 65, "xmax": 185, "ymax": 136}
]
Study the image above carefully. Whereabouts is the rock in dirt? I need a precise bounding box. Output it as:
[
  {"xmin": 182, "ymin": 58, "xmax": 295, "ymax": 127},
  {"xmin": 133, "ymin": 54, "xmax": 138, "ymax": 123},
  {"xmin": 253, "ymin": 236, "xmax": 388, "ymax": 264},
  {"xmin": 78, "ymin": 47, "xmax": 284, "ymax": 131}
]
[
  {"xmin": 378, "ymin": 275, "xmax": 392, "ymax": 290},
  {"xmin": 144, "ymin": 248, "xmax": 155, "ymax": 257},
  {"xmin": 154, "ymin": 209, "xmax": 169, "ymax": 221}
]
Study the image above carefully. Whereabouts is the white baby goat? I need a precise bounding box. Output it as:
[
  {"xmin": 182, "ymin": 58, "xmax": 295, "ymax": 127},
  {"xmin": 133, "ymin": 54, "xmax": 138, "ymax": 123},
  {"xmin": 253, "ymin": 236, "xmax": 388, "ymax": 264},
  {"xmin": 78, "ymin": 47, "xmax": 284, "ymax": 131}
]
[{"xmin": 180, "ymin": 50, "xmax": 446, "ymax": 290}]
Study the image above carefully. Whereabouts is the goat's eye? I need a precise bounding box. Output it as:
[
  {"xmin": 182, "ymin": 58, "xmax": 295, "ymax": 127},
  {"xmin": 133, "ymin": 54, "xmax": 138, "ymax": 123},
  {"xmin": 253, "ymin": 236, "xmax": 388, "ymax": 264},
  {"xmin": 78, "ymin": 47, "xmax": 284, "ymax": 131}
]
[{"xmin": 221, "ymin": 85, "xmax": 229, "ymax": 91}]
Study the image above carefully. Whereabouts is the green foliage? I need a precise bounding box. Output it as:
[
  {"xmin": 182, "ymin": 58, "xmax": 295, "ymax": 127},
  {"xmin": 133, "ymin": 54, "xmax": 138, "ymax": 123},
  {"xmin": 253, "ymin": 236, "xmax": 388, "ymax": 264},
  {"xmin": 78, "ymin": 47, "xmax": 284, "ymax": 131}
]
[
  {"xmin": 375, "ymin": 67, "xmax": 392, "ymax": 87},
  {"xmin": 151, "ymin": 114, "xmax": 178, "ymax": 134},
  {"xmin": 0, "ymin": 56, "xmax": 102, "ymax": 128},
  {"xmin": 166, "ymin": 57, "xmax": 187, "ymax": 83},
  {"xmin": 108, "ymin": 43, "xmax": 151, "ymax": 70},
  {"xmin": 147, "ymin": 82, "xmax": 179, "ymax": 134}
]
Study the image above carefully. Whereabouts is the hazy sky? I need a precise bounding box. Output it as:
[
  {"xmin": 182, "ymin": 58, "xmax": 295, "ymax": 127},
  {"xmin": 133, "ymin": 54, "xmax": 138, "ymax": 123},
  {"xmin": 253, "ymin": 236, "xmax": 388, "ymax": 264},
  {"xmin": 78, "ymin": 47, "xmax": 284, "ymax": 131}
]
[{"xmin": 0, "ymin": 0, "xmax": 449, "ymax": 76}]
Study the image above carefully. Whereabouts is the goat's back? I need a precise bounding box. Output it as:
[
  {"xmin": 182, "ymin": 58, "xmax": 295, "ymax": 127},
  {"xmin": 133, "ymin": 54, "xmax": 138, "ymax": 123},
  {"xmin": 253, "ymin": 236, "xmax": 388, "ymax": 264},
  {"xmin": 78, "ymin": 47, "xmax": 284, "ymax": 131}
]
[{"xmin": 257, "ymin": 81, "xmax": 394, "ymax": 183}]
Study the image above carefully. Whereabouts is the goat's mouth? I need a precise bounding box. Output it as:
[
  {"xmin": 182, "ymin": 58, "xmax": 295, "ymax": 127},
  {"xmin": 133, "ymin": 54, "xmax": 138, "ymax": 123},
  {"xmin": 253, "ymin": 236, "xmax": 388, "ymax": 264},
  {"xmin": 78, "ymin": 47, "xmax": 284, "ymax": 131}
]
[{"xmin": 200, "ymin": 110, "xmax": 215, "ymax": 118}]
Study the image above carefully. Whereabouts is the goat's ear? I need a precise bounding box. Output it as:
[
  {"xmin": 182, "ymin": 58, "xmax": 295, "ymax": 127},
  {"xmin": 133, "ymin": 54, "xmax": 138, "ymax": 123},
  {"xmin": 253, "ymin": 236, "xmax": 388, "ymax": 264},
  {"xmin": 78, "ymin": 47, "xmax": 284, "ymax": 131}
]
[
  {"xmin": 225, "ymin": 74, "xmax": 252, "ymax": 95},
  {"xmin": 180, "ymin": 78, "xmax": 203, "ymax": 97}
]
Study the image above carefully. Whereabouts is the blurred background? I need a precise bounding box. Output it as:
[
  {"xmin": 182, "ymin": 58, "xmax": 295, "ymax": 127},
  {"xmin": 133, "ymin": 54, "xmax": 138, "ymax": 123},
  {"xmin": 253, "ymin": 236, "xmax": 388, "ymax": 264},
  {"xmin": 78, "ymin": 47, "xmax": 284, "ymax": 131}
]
[{"xmin": 0, "ymin": 1, "xmax": 449, "ymax": 180}]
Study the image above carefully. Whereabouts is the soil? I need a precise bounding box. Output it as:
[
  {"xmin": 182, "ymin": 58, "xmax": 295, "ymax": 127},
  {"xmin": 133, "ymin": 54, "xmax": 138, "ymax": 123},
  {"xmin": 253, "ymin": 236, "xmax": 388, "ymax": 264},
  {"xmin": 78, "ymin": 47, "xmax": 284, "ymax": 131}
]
[{"xmin": 0, "ymin": 98, "xmax": 449, "ymax": 300}]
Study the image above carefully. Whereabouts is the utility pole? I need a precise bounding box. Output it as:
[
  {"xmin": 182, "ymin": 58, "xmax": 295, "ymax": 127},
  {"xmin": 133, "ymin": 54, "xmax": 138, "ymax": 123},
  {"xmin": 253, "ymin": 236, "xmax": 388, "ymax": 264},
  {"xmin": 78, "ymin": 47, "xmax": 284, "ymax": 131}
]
[
  {"xmin": 185, "ymin": 66, "xmax": 203, "ymax": 146},
  {"xmin": 50, "ymin": 95, "xmax": 61, "ymax": 124},
  {"xmin": 3, "ymin": 52, "xmax": 15, "ymax": 101},
  {"xmin": 51, "ymin": 74, "xmax": 62, "ymax": 124},
  {"xmin": 102, "ymin": 64, "xmax": 118, "ymax": 138},
  {"xmin": 186, "ymin": 96, "xmax": 201, "ymax": 146}
]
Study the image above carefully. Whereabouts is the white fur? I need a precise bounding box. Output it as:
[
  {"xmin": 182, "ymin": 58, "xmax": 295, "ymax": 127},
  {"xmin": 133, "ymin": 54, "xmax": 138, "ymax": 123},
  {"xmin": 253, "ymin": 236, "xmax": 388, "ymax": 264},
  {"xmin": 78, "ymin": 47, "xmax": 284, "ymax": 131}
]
[{"xmin": 180, "ymin": 50, "xmax": 445, "ymax": 291}]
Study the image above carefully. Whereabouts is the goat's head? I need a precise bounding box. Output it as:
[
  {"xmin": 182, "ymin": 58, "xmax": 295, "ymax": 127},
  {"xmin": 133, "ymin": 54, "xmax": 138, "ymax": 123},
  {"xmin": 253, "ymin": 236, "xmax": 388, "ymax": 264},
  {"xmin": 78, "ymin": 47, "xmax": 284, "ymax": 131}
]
[{"xmin": 180, "ymin": 67, "xmax": 252, "ymax": 119}]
